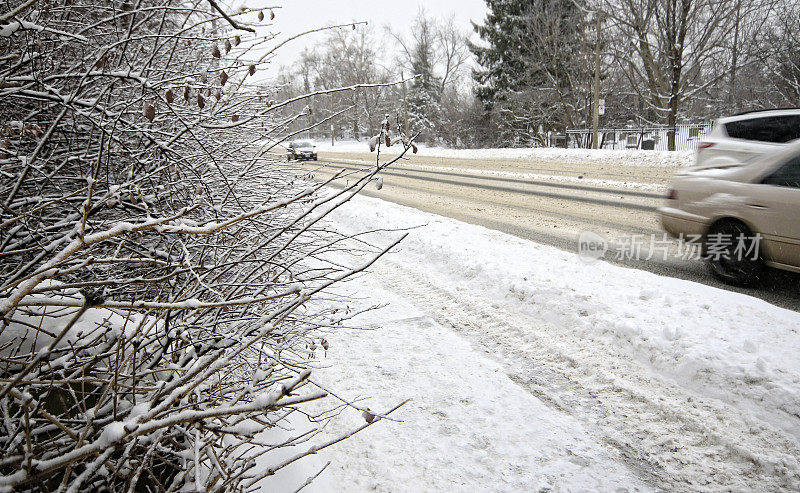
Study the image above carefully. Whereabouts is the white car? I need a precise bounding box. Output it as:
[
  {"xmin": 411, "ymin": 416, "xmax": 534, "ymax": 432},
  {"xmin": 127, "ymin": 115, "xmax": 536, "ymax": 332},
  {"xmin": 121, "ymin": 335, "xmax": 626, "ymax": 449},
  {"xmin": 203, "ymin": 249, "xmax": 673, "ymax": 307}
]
[
  {"xmin": 695, "ymin": 108, "xmax": 800, "ymax": 170},
  {"xmin": 660, "ymin": 141, "xmax": 800, "ymax": 285}
]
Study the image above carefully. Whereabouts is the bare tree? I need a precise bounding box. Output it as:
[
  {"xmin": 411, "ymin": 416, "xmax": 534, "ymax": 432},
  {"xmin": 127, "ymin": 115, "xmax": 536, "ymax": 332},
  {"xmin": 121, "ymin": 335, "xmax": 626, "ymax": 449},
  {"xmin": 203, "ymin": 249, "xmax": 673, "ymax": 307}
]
[
  {"xmin": 600, "ymin": 0, "xmax": 742, "ymax": 148},
  {"xmin": 289, "ymin": 25, "xmax": 393, "ymax": 139},
  {"xmin": 435, "ymin": 19, "xmax": 468, "ymax": 95},
  {"xmin": 389, "ymin": 9, "xmax": 472, "ymax": 143},
  {"xmin": 754, "ymin": 1, "xmax": 800, "ymax": 106}
]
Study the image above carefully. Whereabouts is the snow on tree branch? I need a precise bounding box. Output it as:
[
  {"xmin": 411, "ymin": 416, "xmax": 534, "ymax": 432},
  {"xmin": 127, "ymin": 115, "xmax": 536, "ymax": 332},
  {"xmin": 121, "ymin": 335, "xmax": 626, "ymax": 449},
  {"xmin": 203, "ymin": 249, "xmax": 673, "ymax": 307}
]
[{"xmin": 0, "ymin": 0, "xmax": 411, "ymax": 490}]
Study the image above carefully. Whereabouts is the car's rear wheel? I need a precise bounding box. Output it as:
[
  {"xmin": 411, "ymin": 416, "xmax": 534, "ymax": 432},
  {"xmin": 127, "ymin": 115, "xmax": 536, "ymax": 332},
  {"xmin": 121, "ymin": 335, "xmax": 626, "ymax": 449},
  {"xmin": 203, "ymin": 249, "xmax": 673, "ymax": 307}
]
[{"xmin": 704, "ymin": 220, "xmax": 763, "ymax": 286}]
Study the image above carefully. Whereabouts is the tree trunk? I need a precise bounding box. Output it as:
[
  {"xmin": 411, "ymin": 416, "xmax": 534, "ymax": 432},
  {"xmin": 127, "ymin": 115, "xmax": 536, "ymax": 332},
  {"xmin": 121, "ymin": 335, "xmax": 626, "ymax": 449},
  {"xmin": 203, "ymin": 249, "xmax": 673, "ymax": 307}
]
[
  {"xmin": 729, "ymin": 0, "xmax": 742, "ymax": 109},
  {"xmin": 667, "ymin": 107, "xmax": 677, "ymax": 151}
]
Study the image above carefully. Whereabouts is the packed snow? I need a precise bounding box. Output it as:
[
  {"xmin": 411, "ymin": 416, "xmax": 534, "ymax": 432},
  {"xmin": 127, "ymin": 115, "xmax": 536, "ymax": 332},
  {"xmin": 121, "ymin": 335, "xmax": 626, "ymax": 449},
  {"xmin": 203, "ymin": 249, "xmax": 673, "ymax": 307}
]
[
  {"xmin": 255, "ymin": 192, "xmax": 800, "ymax": 491},
  {"xmin": 257, "ymin": 264, "xmax": 652, "ymax": 492},
  {"xmin": 330, "ymin": 194, "xmax": 800, "ymax": 434}
]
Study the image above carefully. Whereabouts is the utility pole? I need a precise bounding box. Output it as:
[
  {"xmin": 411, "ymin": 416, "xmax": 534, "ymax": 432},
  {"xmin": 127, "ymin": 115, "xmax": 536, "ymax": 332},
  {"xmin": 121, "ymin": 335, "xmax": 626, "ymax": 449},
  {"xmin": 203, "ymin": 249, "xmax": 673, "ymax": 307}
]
[
  {"xmin": 592, "ymin": 12, "xmax": 601, "ymax": 149},
  {"xmin": 402, "ymin": 70, "xmax": 409, "ymax": 136}
]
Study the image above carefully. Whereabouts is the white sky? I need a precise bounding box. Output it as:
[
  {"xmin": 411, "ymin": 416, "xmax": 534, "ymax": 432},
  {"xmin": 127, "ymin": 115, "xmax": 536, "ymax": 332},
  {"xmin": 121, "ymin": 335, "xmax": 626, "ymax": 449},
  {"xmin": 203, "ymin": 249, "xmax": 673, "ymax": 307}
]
[{"xmin": 245, "ymin": 0, "xmax": 489, "ymax": 72}]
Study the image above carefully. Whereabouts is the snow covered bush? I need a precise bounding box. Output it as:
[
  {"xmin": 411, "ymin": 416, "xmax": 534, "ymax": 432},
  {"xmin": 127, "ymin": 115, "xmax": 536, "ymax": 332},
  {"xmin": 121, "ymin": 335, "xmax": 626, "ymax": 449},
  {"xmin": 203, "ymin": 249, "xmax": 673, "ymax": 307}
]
[{"xmin": 0, "ymin": 1, "xmax": 411, "ymax": 490}]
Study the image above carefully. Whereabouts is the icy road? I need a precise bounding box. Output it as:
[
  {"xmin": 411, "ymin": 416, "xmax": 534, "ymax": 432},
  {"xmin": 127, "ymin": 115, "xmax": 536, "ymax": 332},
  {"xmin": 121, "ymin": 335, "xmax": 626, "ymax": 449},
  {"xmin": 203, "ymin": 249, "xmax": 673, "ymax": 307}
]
[{"xmin": 306, "ymin": 146, "xmax": 800, "ymax": 311}]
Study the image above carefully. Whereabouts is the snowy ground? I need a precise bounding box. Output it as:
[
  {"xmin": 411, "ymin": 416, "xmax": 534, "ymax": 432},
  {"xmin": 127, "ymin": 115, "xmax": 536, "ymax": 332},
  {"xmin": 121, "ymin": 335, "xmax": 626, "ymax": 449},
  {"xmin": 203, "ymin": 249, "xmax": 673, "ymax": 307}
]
[
  {"xmin": 258, "ymin": 193, "xmax": 800, "ymax": 491},
  {"xmin": 316, "ymin": 140, "xmax": 695, "ymax": 167}
]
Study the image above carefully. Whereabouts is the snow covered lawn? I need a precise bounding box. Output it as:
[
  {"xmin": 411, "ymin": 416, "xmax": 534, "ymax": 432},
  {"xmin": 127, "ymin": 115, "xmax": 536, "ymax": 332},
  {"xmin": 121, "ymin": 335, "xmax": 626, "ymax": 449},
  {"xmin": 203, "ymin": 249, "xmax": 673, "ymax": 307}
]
[{"xmin": 264, "ymin": 193, "xmax": 800, "ymax": 491}]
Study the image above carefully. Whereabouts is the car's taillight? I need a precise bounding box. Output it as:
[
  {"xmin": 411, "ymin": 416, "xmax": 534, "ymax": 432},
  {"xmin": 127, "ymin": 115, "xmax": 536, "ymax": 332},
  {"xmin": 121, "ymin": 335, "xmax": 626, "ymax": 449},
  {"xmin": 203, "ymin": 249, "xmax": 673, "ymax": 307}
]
[
  {"xmin": 666, "ymin": 189, "xmax": 677, "ymax": 200},
  {"xmin": 697, "ymin": 141, "xmax": 715, "ymax": 150}
]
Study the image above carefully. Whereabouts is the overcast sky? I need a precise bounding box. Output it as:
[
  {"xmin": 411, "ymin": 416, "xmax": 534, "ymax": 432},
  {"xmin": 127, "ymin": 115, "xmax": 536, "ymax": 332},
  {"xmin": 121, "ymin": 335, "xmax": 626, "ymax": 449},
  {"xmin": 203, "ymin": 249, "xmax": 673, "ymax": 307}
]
[{"xmin": 248, "ymin": 0, "xmax": 489, "ymax": 72}]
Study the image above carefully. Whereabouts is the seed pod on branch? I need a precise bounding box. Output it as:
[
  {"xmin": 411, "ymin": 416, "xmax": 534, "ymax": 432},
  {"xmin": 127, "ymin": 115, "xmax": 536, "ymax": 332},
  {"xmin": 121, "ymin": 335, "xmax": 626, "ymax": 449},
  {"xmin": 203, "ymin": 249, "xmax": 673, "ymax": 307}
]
[
  {"xmin": 249, "ymin": 64, "xmax": 256, "ymax": 76},
  {"xmin": 197, "ymin": 93, "xmax": 205, "ymax": 109},
  {"xmin": 220, "ymin": 71, "xmax": 228, "ymax": 86},
  {"xmin": 212, "ymin": 46, "xmax": 221, "ymax": 58},
  {"xmin": 143, "ymin": 101, "xmax": 155, "ymax": 122},
  {"xmin": 234, "ymin": 35, "xmax": 241, "ymax": 46},
  {"xmin": 257, "ymin": 11, "xmax": 264, "ymax": 21},
  {"xmin": 224, "ymin": 39, "xmax": 232, "ymax": 54},
  {"xmin": 165, "ymin": 89, "xmax": 175, "ymax": 104}
]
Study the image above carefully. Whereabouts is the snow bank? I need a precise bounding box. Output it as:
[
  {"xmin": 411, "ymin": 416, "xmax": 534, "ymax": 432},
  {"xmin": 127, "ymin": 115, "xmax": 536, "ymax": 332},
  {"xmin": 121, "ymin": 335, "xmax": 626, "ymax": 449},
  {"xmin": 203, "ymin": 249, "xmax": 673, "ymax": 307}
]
[
  {"xmin": 1, "ymin": 281, "xmax": 146, "ymax": 357},
  {"xmin": 329, "ymin": 194, "xmax": 800, "ymax": 434},
  {"xmin": 267, "ymin": 275, "xmax": 651, "ymax": 492},
  {"xmin": 319, "ymin": 140, "xmax": 695, "ymax": 167}
]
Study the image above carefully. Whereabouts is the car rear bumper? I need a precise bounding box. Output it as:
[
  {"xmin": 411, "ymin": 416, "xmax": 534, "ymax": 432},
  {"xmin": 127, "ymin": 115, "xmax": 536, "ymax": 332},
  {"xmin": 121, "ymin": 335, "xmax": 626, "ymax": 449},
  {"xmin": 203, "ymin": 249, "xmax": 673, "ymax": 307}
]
[{"xmin": 658, "ymin": 206, "xmax": 708, "ymax": 238}]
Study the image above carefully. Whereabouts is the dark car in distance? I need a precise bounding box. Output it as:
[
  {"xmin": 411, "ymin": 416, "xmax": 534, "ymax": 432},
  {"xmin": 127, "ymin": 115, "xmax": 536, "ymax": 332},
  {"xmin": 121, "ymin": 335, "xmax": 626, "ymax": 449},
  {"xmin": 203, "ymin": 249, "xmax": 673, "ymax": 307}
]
[{"xmin": 286, "ymin": 140, "xmax": 318, "ymax": 161}]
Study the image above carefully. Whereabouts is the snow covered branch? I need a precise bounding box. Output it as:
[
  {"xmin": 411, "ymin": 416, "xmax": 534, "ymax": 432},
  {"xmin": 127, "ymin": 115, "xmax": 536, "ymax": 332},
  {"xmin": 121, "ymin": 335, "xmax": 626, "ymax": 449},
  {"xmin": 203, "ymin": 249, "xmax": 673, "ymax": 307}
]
[{"xmin": 0, "ymin": 0, "xmax": 410, "ymax": 490}]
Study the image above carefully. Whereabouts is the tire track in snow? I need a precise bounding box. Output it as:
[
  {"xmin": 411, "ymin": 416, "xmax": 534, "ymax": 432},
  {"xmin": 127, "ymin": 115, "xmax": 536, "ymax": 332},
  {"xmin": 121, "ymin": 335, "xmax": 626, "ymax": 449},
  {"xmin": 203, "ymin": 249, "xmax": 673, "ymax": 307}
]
[
  {"xmin": 376, "ymin": 260, "xmax": 800, "ymax": 492},
  {"xmin": 318, "ymin": 158, "xmax": 666, "ymax": 197},
  {"xmin": 316, "ymin": 160, "xmax": 658, "ymax": 212}
]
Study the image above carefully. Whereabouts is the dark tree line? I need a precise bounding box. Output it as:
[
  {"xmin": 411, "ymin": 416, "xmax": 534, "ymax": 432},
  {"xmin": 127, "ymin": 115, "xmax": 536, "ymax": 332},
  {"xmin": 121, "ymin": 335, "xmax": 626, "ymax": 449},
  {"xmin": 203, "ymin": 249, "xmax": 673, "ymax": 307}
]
[
  {"xmin": 278, "ymin": 0, "xmax": 796, "ymax": 150},
  {"xmin": 471, "ymin": 0, "xmax": 798, "ymax": 149}
]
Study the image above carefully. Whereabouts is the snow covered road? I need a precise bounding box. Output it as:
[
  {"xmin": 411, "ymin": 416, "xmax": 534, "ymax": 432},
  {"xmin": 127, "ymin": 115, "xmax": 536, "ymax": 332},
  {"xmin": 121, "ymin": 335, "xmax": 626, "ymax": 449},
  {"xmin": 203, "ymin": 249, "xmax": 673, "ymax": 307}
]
[
  {"xmin": 270, "ymin": 193, "xmax": 800, "ymax": 492},
  {"xmin": 303, "ymin": 148, "xmax": 800, "ymax": 311}
]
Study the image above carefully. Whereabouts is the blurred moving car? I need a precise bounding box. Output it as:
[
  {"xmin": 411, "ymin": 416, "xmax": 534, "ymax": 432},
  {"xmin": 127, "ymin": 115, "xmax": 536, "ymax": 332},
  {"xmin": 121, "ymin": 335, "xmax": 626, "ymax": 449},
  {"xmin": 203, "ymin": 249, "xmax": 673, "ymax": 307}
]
[
  {"xmin": 286, "ymin": 140, "xmax": 317, "ymax": 161},
  {"xmin": 695, "ymin": 108, "xmax": 800, "ymax": 169},
  {"xmin": 659, "ymin": 140, "xmax": 800, "ymax": 285}
]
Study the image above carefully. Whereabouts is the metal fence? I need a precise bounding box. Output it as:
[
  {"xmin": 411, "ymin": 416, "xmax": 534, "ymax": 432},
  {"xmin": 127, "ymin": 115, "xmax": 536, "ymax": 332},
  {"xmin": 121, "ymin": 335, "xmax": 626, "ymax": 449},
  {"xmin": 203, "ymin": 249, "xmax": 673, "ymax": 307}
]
[{"xmin": 563, "ymin": 123, "xmax": 712, "ymax": 151}]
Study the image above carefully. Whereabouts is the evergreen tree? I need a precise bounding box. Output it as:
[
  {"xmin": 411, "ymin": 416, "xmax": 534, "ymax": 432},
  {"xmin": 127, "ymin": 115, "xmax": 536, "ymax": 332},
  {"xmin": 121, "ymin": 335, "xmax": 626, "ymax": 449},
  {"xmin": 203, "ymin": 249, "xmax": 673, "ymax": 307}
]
[
  {"xmin": 470, "ymin": 0, "xmax": 593, "ymax": 144},
  {"xmin": 406, "ymin": 15, "xmax": 442, "ymax": 141}
]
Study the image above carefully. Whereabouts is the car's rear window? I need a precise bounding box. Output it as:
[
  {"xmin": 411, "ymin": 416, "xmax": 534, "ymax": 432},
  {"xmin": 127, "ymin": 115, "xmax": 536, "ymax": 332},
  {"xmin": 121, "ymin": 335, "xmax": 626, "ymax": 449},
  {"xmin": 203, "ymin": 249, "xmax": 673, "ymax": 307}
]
[{"xmin": 724, "ymin": 115, "xmax": 800, "ymax": 143}]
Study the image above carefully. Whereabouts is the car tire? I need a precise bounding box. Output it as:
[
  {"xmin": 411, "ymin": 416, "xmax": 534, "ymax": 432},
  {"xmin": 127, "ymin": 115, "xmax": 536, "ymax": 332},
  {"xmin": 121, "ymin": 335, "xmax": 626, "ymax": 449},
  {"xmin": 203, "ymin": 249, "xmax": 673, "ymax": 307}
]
[{"xmin": 704, "ymin": 220, "xmax": 763, "ymax": 286}]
